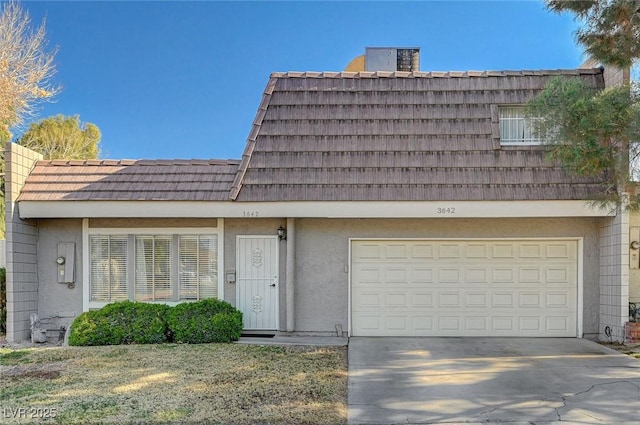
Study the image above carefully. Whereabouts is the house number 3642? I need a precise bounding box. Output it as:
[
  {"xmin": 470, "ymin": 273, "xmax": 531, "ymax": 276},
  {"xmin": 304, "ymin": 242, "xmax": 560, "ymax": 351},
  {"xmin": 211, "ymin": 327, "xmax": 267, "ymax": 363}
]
[{"xmin": 436, "ymin": 207, "xmax": 456, "ymax": 214}]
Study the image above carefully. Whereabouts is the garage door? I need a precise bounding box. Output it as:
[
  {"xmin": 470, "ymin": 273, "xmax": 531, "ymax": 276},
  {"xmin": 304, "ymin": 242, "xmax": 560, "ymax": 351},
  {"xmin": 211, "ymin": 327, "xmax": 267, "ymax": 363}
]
[{"xmin": 351, "ymin": 240, "xmax": 578, "ymax": 337}]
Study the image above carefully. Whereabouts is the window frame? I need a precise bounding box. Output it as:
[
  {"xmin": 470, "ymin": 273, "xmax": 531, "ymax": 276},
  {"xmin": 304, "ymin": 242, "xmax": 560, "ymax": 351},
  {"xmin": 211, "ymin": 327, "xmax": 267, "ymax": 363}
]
[
  {"xmin": 82, "ymin": 220, "xmax": 224, "ymax": 311},
  {"xmin": 496, "ymin": 105, "xmax": 544, "ymax": 146}
]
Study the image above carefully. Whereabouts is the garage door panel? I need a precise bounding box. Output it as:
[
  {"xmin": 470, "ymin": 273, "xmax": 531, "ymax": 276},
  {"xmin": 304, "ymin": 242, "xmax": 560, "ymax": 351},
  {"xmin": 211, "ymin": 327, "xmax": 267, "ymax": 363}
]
[
  {"xmin": 351, "ymin": 239, "xmax": 578, "ymax": 337},
  {"xmin": 412, "ymin": 292, "xmax": 434, "ymax": 307},
  {"xmin": 438, "ymin": 268, "xmax": 461, "ymax": 282},
  {"xmin": 438, "ymin": 244, "xmax": 461, "ymax": 258},
  {"xmin": 520, "ymin": 243, "xmax": 543, "ymax": 258},
  {"xmin": 546, "ymin": 292, "xmax": 570, "ymax": 308},
  {"xmin": 353, "ymin": 266, "xmax": 382, "ymax": 284},
  {"xmin": 437, "ymin": 292, "xmax": 461, "ymax": 307},
  {"xmin": 386, "ymin": 292, "xmax": 409, "ymax": 308},
  {"xmin": 465, "ymin": 292, "xmax": 488, "ymax": 308},
  {"xmin": 546, "ymin": 267, "xmax": 571, "ymax": 283},
  {"xmin": 546, "ymin": 316, "xmax": 570, "ymax": 332},
  {"xmin": 412, "ymin": 268, "xmax": 434, "ymax": 283},
  {"xmin": 466, "ymin": 267, "xmax": 489, "ymax": 283},
  {"xmin": 412, "ymin": 316, "xmax": 434, "ymax": 331},
  {"xmin": 492, "ymin": 292, "xmax": 515, "ymax": 307},
  {"xmin": 466, "ymin": 316, "xmax": 489, "ymax": 331},
  {"xmin": 547, "ymin": 244, "xmax": 570, "ymax": 258},
  {"xmin": 493, "ymin": 268, "xmax": 515, "ymax": 282},
  {"xmin": 353, "ymin": 291, "xmax": 382, "ymax": 308},
  {"xmin": 466, "ymin": 243, "xmax": 490, "ymax": 258},
  {"xmin": 519, "ymin": 268, "xmax": 542, "ymax": 283},
  {"xmin": 493, "ymin": 316, "xmax": 516, "ymax": 332},
  {"xmin": 413, "ymin": 244, "xmax": 435, "ymax": 259},
  {"xmin": 493, "ymin": 244, "xmax": 516, "ymax": 258},
  {"xmin": 519, "ymin": 292, "xmax": 542, "ymax": 307}
]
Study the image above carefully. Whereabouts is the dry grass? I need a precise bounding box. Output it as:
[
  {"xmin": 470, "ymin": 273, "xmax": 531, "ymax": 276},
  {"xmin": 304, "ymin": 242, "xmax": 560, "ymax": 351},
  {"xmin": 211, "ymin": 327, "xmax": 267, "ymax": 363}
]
[
  {"xmin": 602, "ymin": 341, "xmax": 640, "ymax": 359},
  {"xmin": 0, "ymin": 343, "xmax": 347, "ymax": 424}
]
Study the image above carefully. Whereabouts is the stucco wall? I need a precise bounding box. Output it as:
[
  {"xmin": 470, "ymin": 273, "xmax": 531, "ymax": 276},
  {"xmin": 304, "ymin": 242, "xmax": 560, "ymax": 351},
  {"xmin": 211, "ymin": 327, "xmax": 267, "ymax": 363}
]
[
  {"xmin": 224, "ymin": 219, "xmax": 287, "ymax": 330},
  {"xmin": 36, "ymin": 219, "xmax": 84, "ymax": 338},
  {"xmin": 28, "ymin": 216, "xmax": 603, "ymax": 339},
  {"xmin": 293, "ymin": 217, "xmax": 602, "ymax": 338}
]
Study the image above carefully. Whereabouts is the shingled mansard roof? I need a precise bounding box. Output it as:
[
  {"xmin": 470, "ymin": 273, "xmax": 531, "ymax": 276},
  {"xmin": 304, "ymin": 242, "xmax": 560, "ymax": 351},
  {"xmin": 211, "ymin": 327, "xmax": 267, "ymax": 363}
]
[{"xmin": 18, "ymin": 68, "xmax": 607, "ymax": 203}]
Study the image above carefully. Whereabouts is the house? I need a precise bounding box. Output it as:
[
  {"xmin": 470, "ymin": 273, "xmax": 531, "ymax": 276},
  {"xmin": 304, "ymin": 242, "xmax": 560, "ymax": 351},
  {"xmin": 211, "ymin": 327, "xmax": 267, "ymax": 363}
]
[{"xmin": 5, "ymin": 53, "xmax": 637, "ymax": 343}]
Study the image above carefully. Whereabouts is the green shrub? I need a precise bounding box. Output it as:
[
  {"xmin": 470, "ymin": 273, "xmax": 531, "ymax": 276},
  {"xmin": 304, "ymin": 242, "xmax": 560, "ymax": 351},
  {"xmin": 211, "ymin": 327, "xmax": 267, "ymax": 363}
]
[
  {"xmin": 69, "ymin": 301, "xmax": 170, "ymax": 346},
  {"xmin": 0, "ymin": 267, "xmax": 6, "ymax": 335},
  {"xmin": 167, "ymin": 299, "xmax": 243, "ymax": 344},
  {"xmin": 69, "ymin": 299, "xmax": 242, "ymax": 346},
  {"xmin": 68, "ymin": 311, "xmax": 121, "ymax": 346}
]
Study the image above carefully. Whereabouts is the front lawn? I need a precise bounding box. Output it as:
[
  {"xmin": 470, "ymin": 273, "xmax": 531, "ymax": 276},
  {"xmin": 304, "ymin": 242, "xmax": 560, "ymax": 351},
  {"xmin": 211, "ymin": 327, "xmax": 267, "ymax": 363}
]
[{"xmin": 0, "ymin": 343, "xmax": 347, "ymax": 424}]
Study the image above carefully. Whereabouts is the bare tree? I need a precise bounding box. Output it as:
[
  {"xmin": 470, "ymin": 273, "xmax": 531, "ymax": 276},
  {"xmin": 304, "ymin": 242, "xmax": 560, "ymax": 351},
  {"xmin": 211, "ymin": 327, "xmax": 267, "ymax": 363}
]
[{"xmin": 0, "ymin": 1, "xmax": 59, "ymax": 142}]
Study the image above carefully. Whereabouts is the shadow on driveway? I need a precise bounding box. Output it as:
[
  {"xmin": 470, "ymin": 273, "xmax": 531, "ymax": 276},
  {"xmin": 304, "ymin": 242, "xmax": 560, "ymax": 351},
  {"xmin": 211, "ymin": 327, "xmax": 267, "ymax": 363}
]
[{"xmin": 348, "ymin": 338, "xmax": 640, "ymax": 424}]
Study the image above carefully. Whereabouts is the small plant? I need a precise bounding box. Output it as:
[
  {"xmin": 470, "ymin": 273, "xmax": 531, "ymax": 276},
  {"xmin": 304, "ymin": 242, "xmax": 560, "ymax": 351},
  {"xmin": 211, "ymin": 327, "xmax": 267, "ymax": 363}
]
[
  {"xmin": 167, "ymin": 299, "xmax": 243, "ymax": 344},
  {"xmin": 69, "ymin": 301, "xmax": 169, "ymax": 346}
]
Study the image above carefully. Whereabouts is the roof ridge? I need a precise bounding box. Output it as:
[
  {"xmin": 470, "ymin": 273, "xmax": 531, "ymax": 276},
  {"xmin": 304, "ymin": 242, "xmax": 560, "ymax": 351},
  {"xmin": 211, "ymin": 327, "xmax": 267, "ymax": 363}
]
[
  {"xmin": 35, "ymin": 159, "xmax": 240, "ymax": 166},
  {"xmin": 270, "ymin": 68, "xmax": 603, "ymax": 79}
]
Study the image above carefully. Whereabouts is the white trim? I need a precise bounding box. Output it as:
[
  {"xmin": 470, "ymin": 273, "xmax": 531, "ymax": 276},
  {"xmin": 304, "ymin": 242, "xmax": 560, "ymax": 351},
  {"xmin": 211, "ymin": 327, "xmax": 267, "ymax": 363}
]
[
  {"xmin": 218, "ymin": 218, "xmax": 225, "ymax": 301},
  {"xmin": 347, "ymin": 240, "xmax": 353, "ymax": 338},
  {"xmin": 348, "ymin": 237, "xmax": 584, "ymax": 338},
  {"xmin": 285, "ymin": 218, "xmax": 295, "ymax": 332},
  {"xmin": 83, "ymin": 221, "xmax": 225, "ymax": 311},
  {"xmin": 86, "ymin": 227, "xmax": 220, "ymax": 235},
  {"xmin": 82, "ymin": 218, "xmax": 89, "ymax": 313},
  {"xmin": 18, "ymin": 200, "xmax": 614, "ymax": 219},
  {"xmin": 577, "ymin": 238, "xmax": 584, "ymax": 338}
]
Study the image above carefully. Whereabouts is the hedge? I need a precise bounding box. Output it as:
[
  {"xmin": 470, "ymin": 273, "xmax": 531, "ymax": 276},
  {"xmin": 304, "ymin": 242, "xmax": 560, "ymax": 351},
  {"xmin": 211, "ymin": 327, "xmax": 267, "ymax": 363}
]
[
  {"xmin": 68, "ymin": 299, "xmax": 242, "ymax": 346},
  {"xmin": 167, "ymin": 298, "xmax": 243, "ymax": 344},
  {"xmin": 69, "ymin": 301, "xmax": 170, "ymax": 346}
]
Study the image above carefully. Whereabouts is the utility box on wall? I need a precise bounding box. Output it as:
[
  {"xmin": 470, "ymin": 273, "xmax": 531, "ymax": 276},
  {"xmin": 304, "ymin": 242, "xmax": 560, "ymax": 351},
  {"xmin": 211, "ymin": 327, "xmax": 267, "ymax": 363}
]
[{"xmin": 57, "ymin": 242, "xmax": 76, "ymax": 284}]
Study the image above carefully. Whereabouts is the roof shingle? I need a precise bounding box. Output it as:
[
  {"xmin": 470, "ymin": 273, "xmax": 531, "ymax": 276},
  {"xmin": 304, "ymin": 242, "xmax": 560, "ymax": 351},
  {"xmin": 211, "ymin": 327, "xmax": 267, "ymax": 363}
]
[
  {"xmin": 18, "ymin": 159, "xmax": 240, "ymax": 202},
  {"xmin": 232, "ymin": 68, "xmax": 607, "ymax": 201}
]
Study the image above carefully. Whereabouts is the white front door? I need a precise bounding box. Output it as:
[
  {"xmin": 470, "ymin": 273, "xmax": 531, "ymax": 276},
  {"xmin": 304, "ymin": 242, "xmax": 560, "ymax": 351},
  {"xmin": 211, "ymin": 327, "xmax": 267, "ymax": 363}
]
[{"xmin": 236, "ymin": 236, "xmax": 279, "ymax": 330}]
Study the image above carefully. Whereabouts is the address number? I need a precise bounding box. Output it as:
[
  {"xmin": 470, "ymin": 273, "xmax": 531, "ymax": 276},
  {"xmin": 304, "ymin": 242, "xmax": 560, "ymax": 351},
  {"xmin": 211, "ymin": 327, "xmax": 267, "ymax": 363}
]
[
  {"xmin": 242, "ymin": 211, "xmax": 260, "ymax": 217},
  {"xmin": 436, "ymin": 207, "xmax": 456, "ymax": 214}
]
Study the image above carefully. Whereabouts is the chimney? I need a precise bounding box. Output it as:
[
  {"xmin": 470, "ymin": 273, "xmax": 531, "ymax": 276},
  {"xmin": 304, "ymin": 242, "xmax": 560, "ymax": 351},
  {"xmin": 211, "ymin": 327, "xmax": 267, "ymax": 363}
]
[{"xmin": 365, "ymin": 47, "xmax": 420, "ymax": 72}]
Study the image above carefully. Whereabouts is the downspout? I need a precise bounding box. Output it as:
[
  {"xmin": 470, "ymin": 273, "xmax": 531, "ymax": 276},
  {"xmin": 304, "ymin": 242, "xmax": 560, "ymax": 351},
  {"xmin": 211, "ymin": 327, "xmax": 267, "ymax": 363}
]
[{"xmin": 286, "ymin": 217, "xmax": 295, "ymax": 332}]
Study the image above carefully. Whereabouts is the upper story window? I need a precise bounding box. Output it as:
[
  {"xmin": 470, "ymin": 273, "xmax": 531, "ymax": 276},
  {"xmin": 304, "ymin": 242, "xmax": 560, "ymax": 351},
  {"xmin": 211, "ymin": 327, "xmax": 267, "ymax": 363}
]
[{"xmin": 499, "ymin": 106, "xmax": 543, "ymax": 145}]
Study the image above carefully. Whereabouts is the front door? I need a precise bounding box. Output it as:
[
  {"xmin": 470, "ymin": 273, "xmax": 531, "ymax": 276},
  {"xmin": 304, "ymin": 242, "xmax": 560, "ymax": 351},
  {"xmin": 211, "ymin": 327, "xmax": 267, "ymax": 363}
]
[{"xmin": 236, "ymin": 236, "xmax": 279, "ymax": 330}]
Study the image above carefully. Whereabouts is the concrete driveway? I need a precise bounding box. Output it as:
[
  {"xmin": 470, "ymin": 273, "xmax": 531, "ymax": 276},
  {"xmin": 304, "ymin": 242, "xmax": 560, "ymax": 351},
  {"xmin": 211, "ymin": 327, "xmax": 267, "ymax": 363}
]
[{"xmin": 348, "ymin": 338, "xmax": 640, "ymax": 424}]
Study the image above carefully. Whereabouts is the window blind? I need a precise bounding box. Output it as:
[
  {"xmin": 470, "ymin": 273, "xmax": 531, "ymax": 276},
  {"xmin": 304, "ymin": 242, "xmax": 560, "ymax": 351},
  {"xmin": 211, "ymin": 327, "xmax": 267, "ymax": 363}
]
[
  {"xmin": 89, "ymin": 235, "xmax": 128, "ymax": 302},
  {"xmin": 179, "ymin": 235, "xmax": 218, "ymax": 300}
]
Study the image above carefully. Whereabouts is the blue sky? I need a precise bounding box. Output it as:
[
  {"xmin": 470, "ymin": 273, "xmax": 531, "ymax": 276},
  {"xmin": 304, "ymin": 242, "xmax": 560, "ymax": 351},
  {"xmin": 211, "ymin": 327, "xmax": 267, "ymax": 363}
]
[{"xmin": 19, "ymin": 1, "xmax": 583, "ymax": 160}]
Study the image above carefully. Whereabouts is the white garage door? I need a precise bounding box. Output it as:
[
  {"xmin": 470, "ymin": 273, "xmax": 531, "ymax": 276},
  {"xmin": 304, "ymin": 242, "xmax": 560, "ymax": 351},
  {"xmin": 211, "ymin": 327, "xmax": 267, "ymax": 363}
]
[{"xmin": 351, "ymin": 240, "xmax": 578, "ymax": 337}]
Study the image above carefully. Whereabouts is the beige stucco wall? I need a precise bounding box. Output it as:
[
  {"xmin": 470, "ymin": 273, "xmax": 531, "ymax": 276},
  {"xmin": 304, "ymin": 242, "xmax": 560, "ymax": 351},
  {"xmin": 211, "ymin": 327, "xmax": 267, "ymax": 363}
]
[
  {"xmin": 293, "ymin": 217, "xmax": 602, "ymax": 338},
  {"xmin": 30, "ymin": 216, "xmax": 603, "ymax": 339},
  {"xmin": 35, "ymin": 219, "xmax": 84, "ymax": 338}
]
